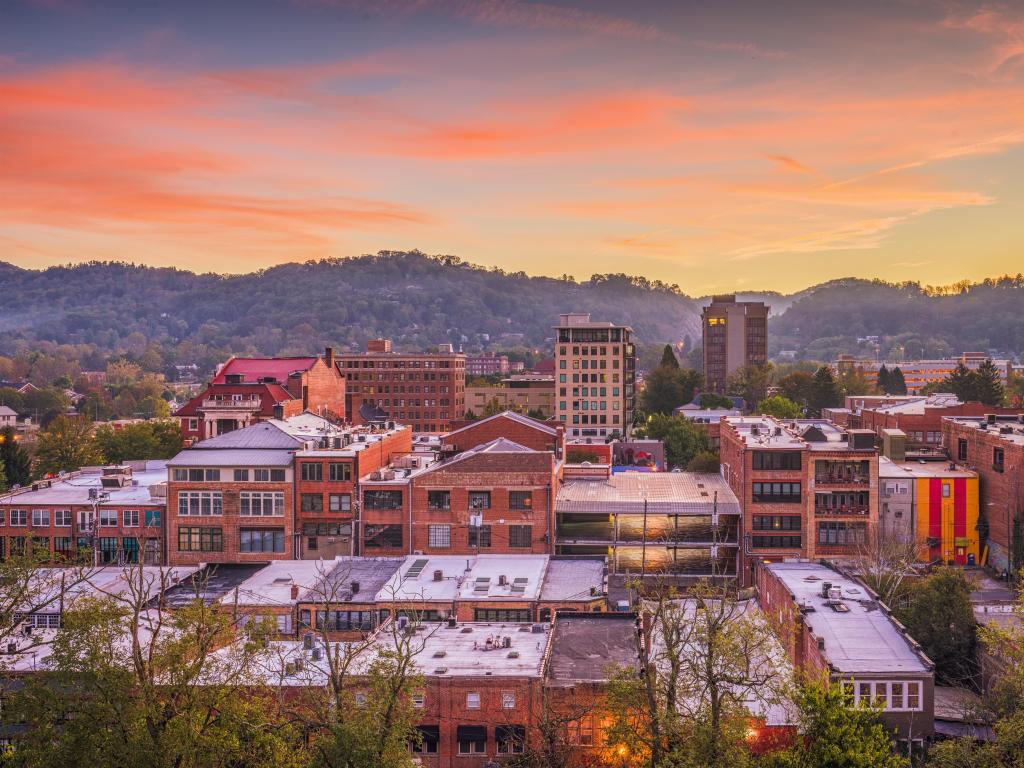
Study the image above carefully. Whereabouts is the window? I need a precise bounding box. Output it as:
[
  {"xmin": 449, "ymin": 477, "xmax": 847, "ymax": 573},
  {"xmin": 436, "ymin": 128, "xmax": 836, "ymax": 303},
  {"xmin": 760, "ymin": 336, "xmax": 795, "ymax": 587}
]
[
  {"xmin": 509, "ymin": 491, "xmax": 532, "ymax": 510},
  {"xmin": 99, "ymin": 509, "xmax": 118, "ymax": 527},
  {"xmin": 300, "ymin": 463, "xmax": 323, "ymax": 482},
  {"xmin": 468, "ymin": 491, "xmax": 491, "ymax": 510},
  {"xmin": 752, "ymin": 451, "xmax": 801, "ymax": 470},
  {"xmin": 122, "ymin": 537, "xmax": 139, "ymax": 564},
  {"xmin": 363, "ymin": 524, "xmax": 402, "ymax": 549},
  {"xmin": 412, "ymin": 693, "xmax": 424, "ymax": 708},
  {"xmin": 509, "ymin": 525, "xmax": 532, "ymax": 548},
  {"xmin": 122, "ymin": 510, "xmax": 139, "ymax": 527},
  {"xmin": 316, "ymin": 610, "xmax": 372, "ymax": 631},
  {"xmin": 502, "ymin": 691, "xmax": 516, "ymax": 709},
  {"xmin": 752, "ymin": 535, "xmax": 801, "ymax": 548},
  {"xmin": 177, "ymin": 491, "xmax": 223, "ymax": 516},
  {"xmin": 848, "ymin": 680, "xmax": 922, "ymax": 711},
  {"xmin": 468, "ymin": 525, "xmax": 491, "ymax": 548},
  {"xmin": 752, "ymin": 482, "xmax": 801, "ymax": 503},
  {"xmin": 427, "ymin": 490, "xmax": 450, "ymax": 510},
  {"xmin": 176, "ymin": 468, "xmax": 219, "ymax": 482},
  {"xmin": 817, "ymin": 521, "xmax": 867, "ymax": 546},
  {"xmin": 497, "ymin": 725, "xmax": 525, "ymax": 754},
  {"xmin": 52, "ymin": 510, "xmax": 71, "ymax": 528},
  {"xmin": 54, "ymin": 537, "xmax": 73, "ymax": 558},
  {"xmin": 145, "ymin": 510, "xmax": 161, "ymax": 527},
  {"xmin": 466, "ymin": 692, "xmax": 481, "ymax": 709},
  {"xmin": 177, "ymin": 526, "xmax": 223, "ymax": 552},
  {"xmin": 329, "ymin": 463, "xmax": 352, "ymax": 482},
  {"xmin": 457, "ymin": 725, "xmax": 486, "ymax": 755},
  {"xmin": 98, "ymin": 537, "xmax": 118, "ymax": 564},
  {"xmin": 994, "ymin": 447, "xmax": 1005, "ymax": 473},
  {"xmin": 253, "ymin": 469, "xmax": 286, "ymax": 482},
  {"xmin": 240, "ymin": 491, "xmax": 284, "ymax": 516},
  {"xmin": 428, "ymin": 525, "xmax": 451, "ymax": 548},
  {"xmin": 363, "ymin": 490, "xmax": 403, "ymax": 510},
  {"xmin": 10, "ymin": 510, "xmax": 26, "ymax": 527},
  {"xmin": 942, "ymin": 483, "xmax": 951, "ymax": 498},
  {"xmin": 300, "ymin": 494, "xmax": 324, "ymax": 512},
  {"xmin": 571, "ymin": 715, "xmax": 595, "ymax": 746},
  {"xmin": 475, "ymin": 608, "xmax": 531, "ymax": 622},
  {"xmin": 957, "ymin": 438, "xmax": 968, "ymax": 461},
  {"xmin": 328, "ymin": 494, "xmax": 351, "ymax": 512},
  {"xmin": 240, "ymin": 528, "xmax": 285, "ymax": 553},
  {"xmin": 752, "ymin": 516, "xmax": 801, "ymax": 531},
  {"xmin": 233, "ymin": 469, "xmax": 249, "ymax": 482},
  {"xmin": 413, "ymin": 725, "xmax": 439, "ymax": 754},
  {"xmin": 31, "ymin": 509, "xmax": 50, "ymax": 527},
  {"xmin": 187, "ymin": 418, "xmax": 199, "ymax": 431}
]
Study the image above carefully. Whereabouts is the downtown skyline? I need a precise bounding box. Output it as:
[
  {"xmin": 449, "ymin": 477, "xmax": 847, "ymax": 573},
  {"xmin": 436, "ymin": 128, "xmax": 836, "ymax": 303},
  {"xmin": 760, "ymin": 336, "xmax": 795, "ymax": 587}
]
[{"xmin": 3, "ymin": 0, "xmax": 1024, "ymax": 293}]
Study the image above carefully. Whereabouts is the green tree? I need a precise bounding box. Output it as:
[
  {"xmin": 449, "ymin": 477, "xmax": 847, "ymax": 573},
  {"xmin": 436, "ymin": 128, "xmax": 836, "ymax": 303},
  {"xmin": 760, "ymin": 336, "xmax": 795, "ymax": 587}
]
[
  {"xmin": 808, "ymin": 366, "xmax": 841, "ymax": 415},
  {"xmin": 0, "ymin": 426, "xmax": 32, "ymax": 487},
  {"xmin": 777, "ymin": 371, "xmax": 815, "ymax": 407},
  {"xmin": 944, "ymin": 362, "xmax": 979, "ymax": 402},
  {"xmin": 10, "ymin": 569, "xmax": 305, "ymax": 768},
  {"xmin": 725, "ymin": 364, "xmax": 773, "ymax": 409},
  {"xmin": 889, "ymin": 367, "xmax": 907, "ymax": 395},
  {"xmin": 756, "ymin": 396, "xmax": 803, "ymax": 419},
  {"xmin": 761, "ymin": 681, "xmax": 908, "ymax": 768},
  {"xmin": 93, "ymin": 420, "xmax": 183, "ymax": 464},
  {"xmin": 877, "ymin": 365, "xmax": 892, "ymax": 394},
  {"xmin": 837, "ymin": 368, "xmax": 874, "ymax": 397},
  {"xmin": 0, "ymin": 457, "xmax": 6, "ymax": 492},
  {"xmin": 636, "ymin": 414, "xmax": 712, "ymax": 469},
  {"xmin": 641, "ymin": 366, "xmax": 702, "ymax": 415},
  {"xmin": 686, "ymin": 450, "xmax": 720, "ymax": 472},
  {"xmin": 20, "ymin": 386, "xmax": 70, "ymax": 426},
  {"xmin": 699, "ymin": 392, "xmax": 737, "ymax": 410},
  {"xmin": 974, "ymin": 358, "xmax": 1005, "ymax": 406},
  {"xmin": 895, "ymin": 568, "xmax": 977, "ymax": 686},
  {"xmin": 33, "ymin": 415, "xmax": 103, "ymax": 476},
  {"xmin": 660, "ymin": 344, "xmax": 680, "ymax": 369}
]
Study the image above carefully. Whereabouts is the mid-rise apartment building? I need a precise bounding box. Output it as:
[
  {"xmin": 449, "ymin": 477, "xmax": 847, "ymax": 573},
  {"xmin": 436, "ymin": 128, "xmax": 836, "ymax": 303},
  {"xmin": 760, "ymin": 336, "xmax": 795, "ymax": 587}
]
[
  {"xmin": 719, "ymin": 417, "xmax": 878, "ymax": 584},
  {"xmin": 0, "ymin": 462, "xmax": 167, "ymax": 565},
  {"xmin": 464, "ymin": 375, "xmax": 556, "ymax": 418},
  {"xmin": 337, "ymin": 339, "xmax": 466, "ymax": 434},
  {"xmin": 701, "ymin": 295, "xmax": 768, "ymax": 395},
  {"xmin": 553, "ymin": 313, "xmax": 635, "ymax": 439},
  {"xmin": 465, "ymin": 354, "xmax": 510, "ymax": 377},
  {"xmin": 943, "ymin": 414, "xmax": 1024, "ymax": 573},
  {"xmin": 835, "ymin": 353, "xmax": 1013, "ymax": 395}
]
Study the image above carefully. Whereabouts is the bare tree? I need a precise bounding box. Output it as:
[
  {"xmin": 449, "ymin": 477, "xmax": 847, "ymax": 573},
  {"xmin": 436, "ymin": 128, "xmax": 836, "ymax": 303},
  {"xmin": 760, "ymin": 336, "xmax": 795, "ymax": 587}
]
[
  {"xmin": 853, "ymin": 526, "xmax": 921, "ymax": 608},
  {"xmin": 607, "ymin": 578, "xmax": 783, "ymax": 768}
]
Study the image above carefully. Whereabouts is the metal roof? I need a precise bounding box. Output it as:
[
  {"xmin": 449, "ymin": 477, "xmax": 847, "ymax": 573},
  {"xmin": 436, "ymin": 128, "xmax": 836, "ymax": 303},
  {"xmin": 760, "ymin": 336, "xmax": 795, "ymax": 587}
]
[
  {"xmin": 190, "ymin": 422, "xmax": 303, "ymax": 450},
  {"xmin": 166, "ymin": 449, "xmax": 295, "ymax": 467}
]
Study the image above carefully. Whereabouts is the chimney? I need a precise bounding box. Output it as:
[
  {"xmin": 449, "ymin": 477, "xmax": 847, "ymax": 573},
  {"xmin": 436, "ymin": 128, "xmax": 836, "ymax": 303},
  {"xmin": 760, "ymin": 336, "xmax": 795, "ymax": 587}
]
[
  {"xmin": 324, "ymin": 346, "xmax": 335, "ymax": 368},
  {"xmin": 273, "ymin": 404, "xmax": 285, "ymax": 420},
  {"xmin": 290, "ymin": 583, "xmax": 299, "ymax": 600}
]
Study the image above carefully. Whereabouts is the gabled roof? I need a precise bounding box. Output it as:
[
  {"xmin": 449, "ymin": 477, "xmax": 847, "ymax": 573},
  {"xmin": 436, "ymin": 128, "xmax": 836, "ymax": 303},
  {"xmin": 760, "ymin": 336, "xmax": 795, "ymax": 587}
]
[
  {"xmin": 211, "ymin": 356, "xmax": 319, "ymax": 384},
  {"xmin": 418, "ymin": 437, "xmax": 548, "ymax": 477},
  {"xmin": 0, "ymin": 405, "xmax": 17, "ymax": 417},
  {"xmin": 190, "ymin": 422, "xmax": 304, "ymax": 450},
  {"xmin": 446, "ymin": 410, "xmax": 557, "ymax": 438},
  {"xmin": 174, "ymin": 382, "xmax": 295, "ymax": 417}
]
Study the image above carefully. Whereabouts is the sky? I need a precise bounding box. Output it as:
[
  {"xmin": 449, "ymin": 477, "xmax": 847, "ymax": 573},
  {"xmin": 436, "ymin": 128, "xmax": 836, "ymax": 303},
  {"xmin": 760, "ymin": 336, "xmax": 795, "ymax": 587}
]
[{"xmin": 2, "ymin": 0, "xmax": 1024, "ymax": 294}]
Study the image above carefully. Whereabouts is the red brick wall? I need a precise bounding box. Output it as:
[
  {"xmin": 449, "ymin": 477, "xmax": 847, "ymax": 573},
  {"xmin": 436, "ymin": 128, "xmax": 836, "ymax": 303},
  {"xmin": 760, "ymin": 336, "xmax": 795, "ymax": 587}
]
[
  {"xmin": 300, "ymin": 358, "xmax": 347, "ymax": 420},
  {"xmin": 166, "ymin": 478, "xmax": 294, "ymax": 566},
  {"xmin": 860, "ymin": 404, "xmax": 1023, "ymax": 448},
  {"xmin": 446, "ymin": 416, "xmax": 562, "ymax": 454},
  {"xmin": 943, "ymin": 419, "xmax": 1024, "ymax": 571}
]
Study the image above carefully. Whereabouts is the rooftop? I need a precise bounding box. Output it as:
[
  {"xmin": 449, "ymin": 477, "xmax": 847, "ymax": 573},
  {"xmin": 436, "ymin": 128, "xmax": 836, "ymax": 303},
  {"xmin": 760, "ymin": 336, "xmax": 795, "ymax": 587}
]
[
  {"xmin": 539, "ymin": 557, "xmax": 606, "ymax": 602},
  {"xmin": 765, "ymin": 562, "xmax": 932, "ymax": 675},
  {"xmin": 869, "ymin": 394, "xmax": 964, "ymax": 415},
  {"xmin": 945, "ymin": 415, "xmax": 1024, "ymax": 446},
  {"xmin": 878, "ymin": 456, "xmax": 977, "ymax": 479},
  {"xmin": 0, "ymin": 461, "xmax": 169, "ymax": 506},
  {"xmin": 167, "ymin": 448, "xmax": 295, "ymax": 467},
  {"xmin": 546, "ymin": 613, "xmax": 640, "ymax": 683},
  {"xmin": 300, "ymin": 557, "xmax": 405, "ymax": 603},
  {"xmin": 455, "ymin": 555, "xmax": 548, "ymax": 601},
  {"xmin": 725, "ymin": 416, "xmax": 873, "ymax": 452},
  {"xmin": 159, "ymin": 564, "xmax": 268, "ymax": 608},
  {"xmin": 556, "ymin": 472, "xmax": 741, "ymax": 516},
  {"xmin": 218, "ymin": 560, "xmax": 342, "ymax": 607},
  {"xmin": 445, "ymin": 410, "xmax": 557, "ymax": 439},
  {"xmin": 211, "ymin": 356, "xmax": 319, "ymax": 385},
  {"xmin": 0, "ymin": 405, "xmax": 17, "ymax": 417}
]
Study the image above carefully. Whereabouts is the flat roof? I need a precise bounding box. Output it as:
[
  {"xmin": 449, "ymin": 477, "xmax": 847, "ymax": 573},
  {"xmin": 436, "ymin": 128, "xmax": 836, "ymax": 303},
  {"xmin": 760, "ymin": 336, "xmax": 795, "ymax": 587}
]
[
  {"xmin": 218, "ymin": 560, "xmax": 339, "ymax": 607},
  {"xmin": 300, "ymin": 557, "xmax": 405, "ymax": 603},
  {"xmin": 167, "ymin": 449, "xmax": 295, "ymax": 467},
  {"xmin": 160, "ymin": 564, "xmax": 268, "ymax": 608},
  {"xmin": 546, "ymin": 613, "xmax": 640, "ymax": 683},
  {"xmin": 945, "ymin": 416, "xmax": 1024, "ymax": 446},
  {"xmin": 765, "ymin": 562, "xmax": 931, "ymax": 675},
  {"xmin": 376, "ymin": 555, "xmax": 472, "ymax": 603},
  {"xmin": 725, "ymin": 416, "xmax": 872, "ymax": 452},
  {"xmin": 456, "ymin": 555, "xmax": 548, "ymax": 601},
  {"xmin": 539, "ymin": 557, "xmax": 606, "ymax": 601},
  {"xmin": 0, "ymin": 461, "xmax": 169, "ymax": 506},
  {"xmin": 878, "ymin": 457, "xmax": 977, "ymax": 479},
  {"xmin": 556, "ymin": 472, "xmax": 741, "ymax": 516}
]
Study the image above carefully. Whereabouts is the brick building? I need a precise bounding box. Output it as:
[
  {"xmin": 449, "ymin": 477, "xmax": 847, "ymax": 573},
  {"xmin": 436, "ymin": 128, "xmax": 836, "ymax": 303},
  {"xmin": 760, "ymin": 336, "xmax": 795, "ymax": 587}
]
[
  {"xmin": 719, "ymin": 417, "xmax": 879, "ymax": 585},
  {"xmin": 464, "ymin": 375, "xmax": 556, "ymax": 419},
  {"xmin": 942, "ymin": 414, "xmax": 1024, "ymax": 573},
  {"xmin": 835, "ymin": 353, "xmax": 1013, "ymax": 395},
  {"xmin": 757, "ymin": 561, "xmax": 934, "ymax": 745},
  {"xmin": 465, "ymin": 354, "xmax": 510, "ymax": 377},
  {"xmin": 553, "ymin": 313, "xmax": 636, "ymax": 440},
  {"xmin": 175, "ymin": 349, "xmax": 345, "ymax": 442},
  {"xmin": 165, "ymin": 416, "xmax": 412, "ymax": 566},
  {"xmin": 0, "ymin": 462, "xmax": 167, "ymax": 565},
  {"xmin": 444, "ymin": 411, "xmax": 564, "ymax": 455},
  {"xmin": 337, "ymin": 339, "xmax": 466, "ymax": 434},
  {"xmin": 850, "ymin": 393, "xmax": 1023, "ymax": 451}
]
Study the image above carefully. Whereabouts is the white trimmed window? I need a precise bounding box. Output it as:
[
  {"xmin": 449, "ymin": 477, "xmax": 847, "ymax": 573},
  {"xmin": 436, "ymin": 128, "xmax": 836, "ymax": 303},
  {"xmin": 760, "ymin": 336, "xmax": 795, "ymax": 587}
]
[
  {"xmin": 123, "ymin": 510, "xmax": 139, "ymax": 527},
  {"xmin": 240, "ymin": 492, "xmax": 284, "ymax": 516},
  {"xmin": 99, "ymin": 509, "xmax": 118, "ymax": 527},
  {"xmin": 177, "ymin": 491, "xmax": 223, "ymax": 516},
  {"xmin": 55, "ymin": 510, "xmax": 71, "ymax": 527},
  {"xmin": 31, "ymin": 510, "xmax": 50, "ymax": 527}
]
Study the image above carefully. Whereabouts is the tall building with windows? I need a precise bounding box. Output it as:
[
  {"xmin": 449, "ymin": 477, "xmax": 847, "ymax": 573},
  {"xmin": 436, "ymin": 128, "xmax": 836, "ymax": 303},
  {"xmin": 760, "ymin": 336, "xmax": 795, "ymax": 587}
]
[
  {"xmin": 701, "ymin": 296, "xmax": 768, "ymax": 395},
  {"xmin": 553, "ymin": 313, "xmax": 635, "ymax": 439}
]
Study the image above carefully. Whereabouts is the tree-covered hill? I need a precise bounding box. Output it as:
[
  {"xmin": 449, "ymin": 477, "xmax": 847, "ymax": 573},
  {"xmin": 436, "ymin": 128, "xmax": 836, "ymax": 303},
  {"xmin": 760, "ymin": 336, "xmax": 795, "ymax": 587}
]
[{"xmin": 0, "ymin": 251, "xmax": 704, "ymax": 372}]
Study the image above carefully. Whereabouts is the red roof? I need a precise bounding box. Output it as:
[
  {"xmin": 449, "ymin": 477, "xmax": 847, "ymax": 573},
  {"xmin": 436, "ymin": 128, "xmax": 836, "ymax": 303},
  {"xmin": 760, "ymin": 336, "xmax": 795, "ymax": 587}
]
[
  {"xmin": 211, "ymin": 357, "xmax": 319, "ymax": 385},
  {"xmin": 532, "ymin": 358, "xmax": 555, "ymax": 374}
]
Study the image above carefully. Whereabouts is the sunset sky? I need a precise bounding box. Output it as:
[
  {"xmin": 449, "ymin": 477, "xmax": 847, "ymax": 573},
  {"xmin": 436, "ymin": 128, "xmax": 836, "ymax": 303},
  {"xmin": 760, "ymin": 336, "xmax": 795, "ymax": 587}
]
[{"xmin": 3, "ymin": 0, "xmax": 1024, "ymax": 294}]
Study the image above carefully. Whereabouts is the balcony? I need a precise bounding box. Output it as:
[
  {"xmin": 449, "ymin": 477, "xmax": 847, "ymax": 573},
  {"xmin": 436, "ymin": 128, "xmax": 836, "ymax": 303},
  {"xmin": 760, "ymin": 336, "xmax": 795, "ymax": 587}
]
[
  {"xmin": 814, "ymin": 460, "xmax": 870, "ymax": 486},
  {"xmin": 201, "ymin": 398, "xmax": 261, "ymax": 411},
  {"xmin": 815, "ymin": 490, "xmax": 870, "ymax": 517},
  {"xmin": 815, "ymin": 504, "xmax": 870, "ymax": 517},
  {"xmin": 558, "ymin": 516, "xmax": 739, "ymax": 545}
]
